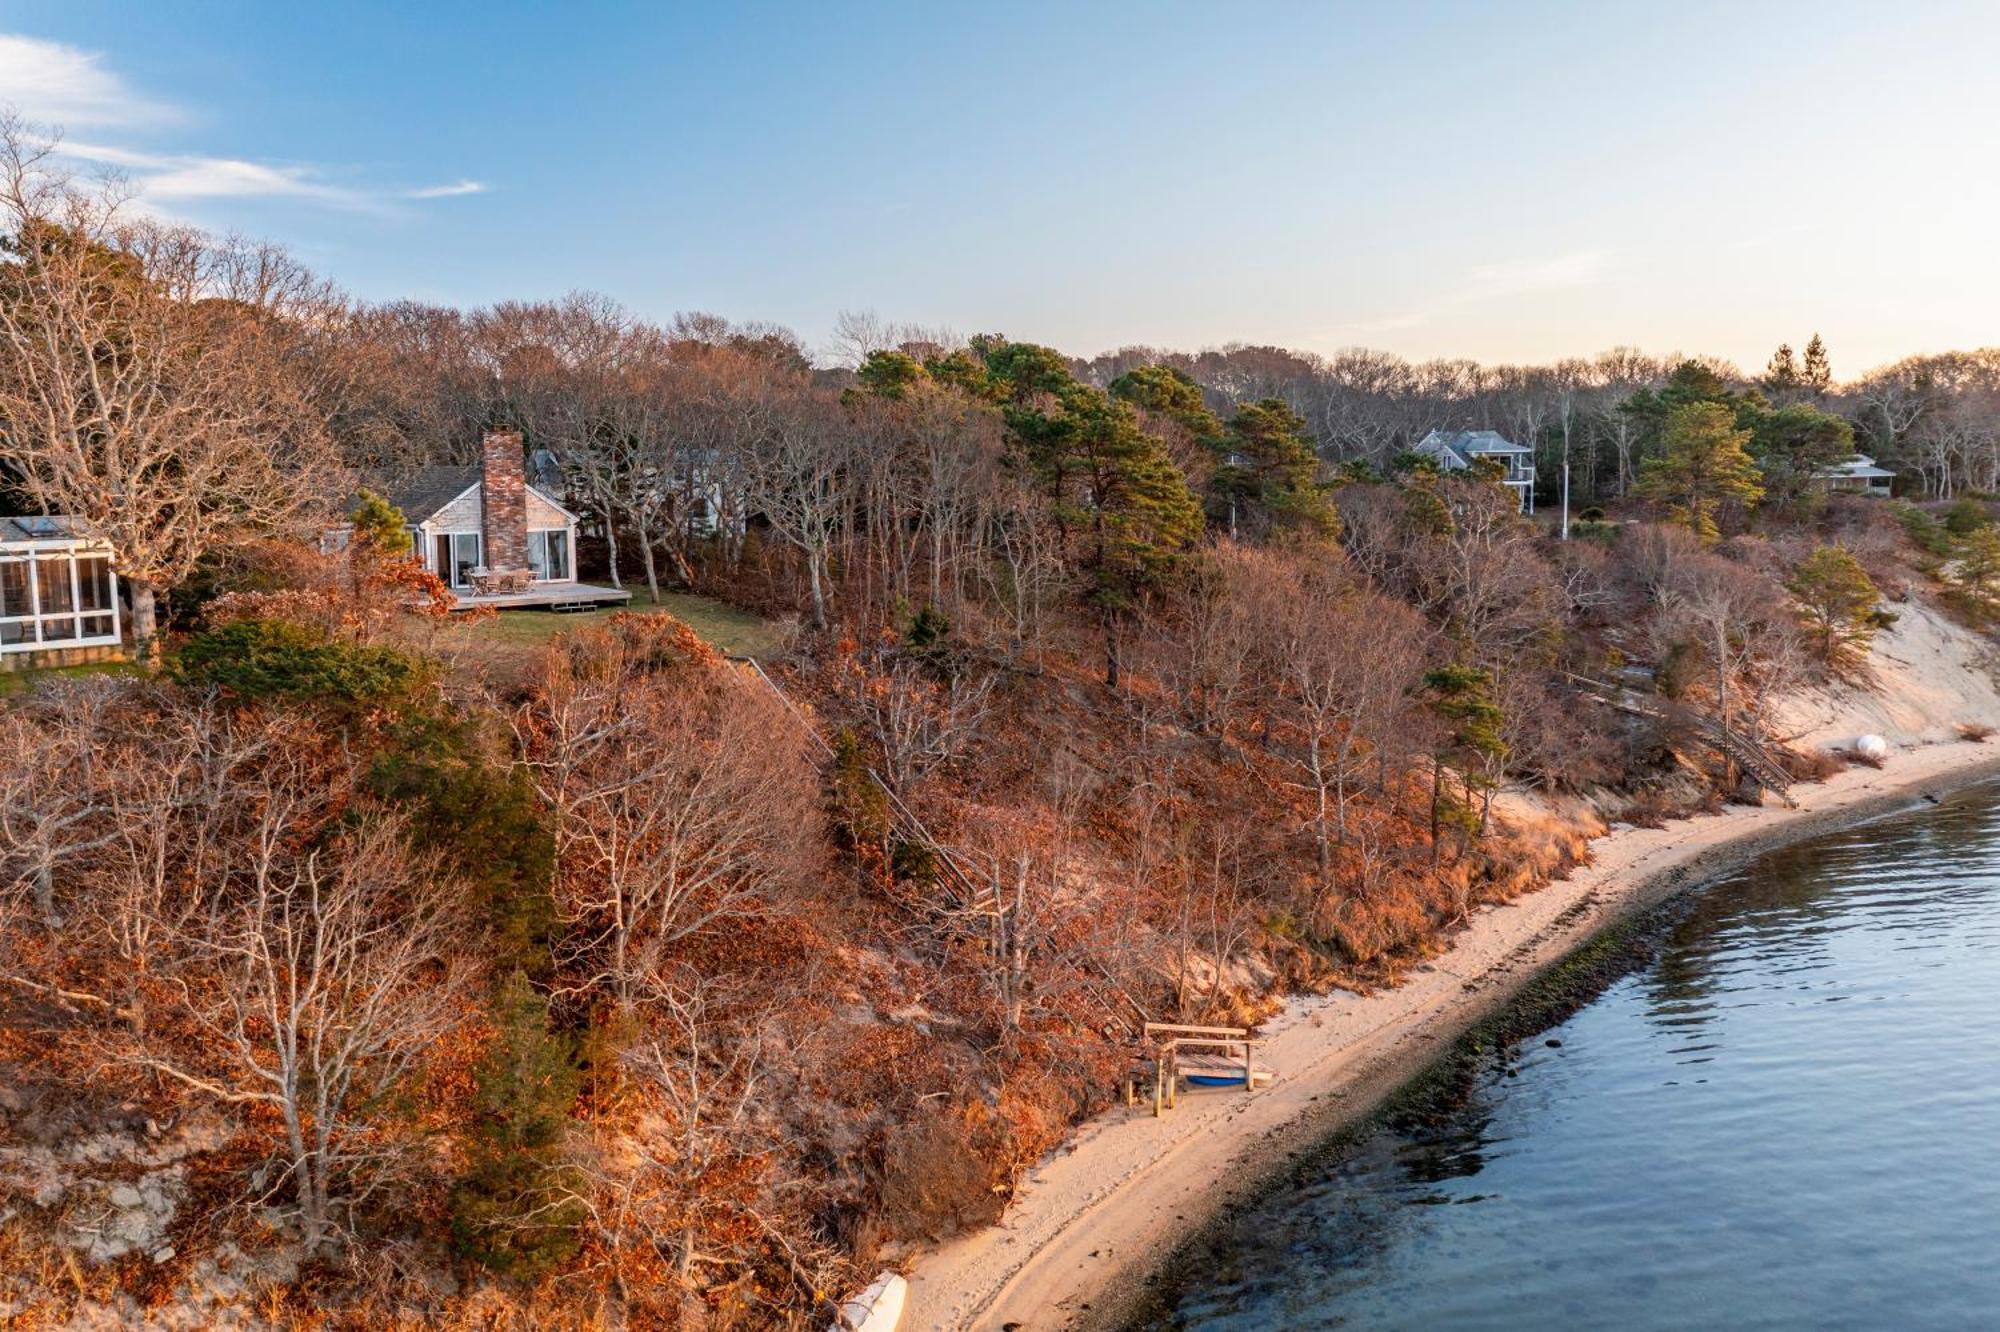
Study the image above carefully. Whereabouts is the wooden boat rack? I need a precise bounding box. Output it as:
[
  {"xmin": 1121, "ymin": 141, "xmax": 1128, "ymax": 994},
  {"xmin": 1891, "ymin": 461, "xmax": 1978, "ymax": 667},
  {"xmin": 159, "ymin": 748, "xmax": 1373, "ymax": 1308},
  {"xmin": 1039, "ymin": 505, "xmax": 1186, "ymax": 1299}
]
[{"xmin": 1125, "ymin": 1021, "xmax": 1272, "ymax": 1116}]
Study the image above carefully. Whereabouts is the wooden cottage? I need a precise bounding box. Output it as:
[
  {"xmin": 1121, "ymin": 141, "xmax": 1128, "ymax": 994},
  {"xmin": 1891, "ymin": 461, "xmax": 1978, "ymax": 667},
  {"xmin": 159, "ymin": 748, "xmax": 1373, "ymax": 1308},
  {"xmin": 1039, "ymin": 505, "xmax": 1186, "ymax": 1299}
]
[{"xmin": 333, "ymin": 430, "xmax": 629, "ymax": 610}]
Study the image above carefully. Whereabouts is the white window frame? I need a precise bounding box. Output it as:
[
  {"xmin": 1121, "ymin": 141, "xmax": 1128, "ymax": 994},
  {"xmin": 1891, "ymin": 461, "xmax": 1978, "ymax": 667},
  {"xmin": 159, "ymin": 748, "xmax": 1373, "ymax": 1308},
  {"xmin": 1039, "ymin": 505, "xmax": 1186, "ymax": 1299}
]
[
  {"xmin": 431, "ymin": 530, "xmax": 483, "ymax": 589},
  {"xmin": 527, "ymin": 528, "xmax": 572, "ymax": 583},
  {"xmin": 0, "ymin": 540, "xmax": 122, "ymax": 654}
]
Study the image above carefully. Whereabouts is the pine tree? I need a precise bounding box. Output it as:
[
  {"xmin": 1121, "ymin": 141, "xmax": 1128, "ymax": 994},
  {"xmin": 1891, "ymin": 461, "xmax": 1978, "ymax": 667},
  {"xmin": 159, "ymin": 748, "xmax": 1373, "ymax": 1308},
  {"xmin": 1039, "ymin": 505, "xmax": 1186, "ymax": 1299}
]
[
  {"xmin": 1215, "ymin": 398, "xmax": 1341, "ymax": 544},
  {"xmin": 1401, "ymin": 479, "xmax": 1456, "ymax": 537},
  {"xmin": 1787, "ymin": 545, "xmax": 1880, "ymax": 667},
  {"xmin": 1636, "ymin": 402, "xmax": 1764, "ymax": 540},
  {"xmin": 1952, "ymin": 525, "xmax": 2000, "ymax": 619},
  {"xmin": 1802, "ymin": 333, "xmax": 1832, "ymax": 394},
  {"xmin": 985, "ymin": 342, "xmax": 1203, "ymax": 685},
  {"xmin": 1745, "ymin": 402, "xmax": 1854, "ymax": 514},
  {"xmin": 854, "ymin": 349, "xmax": 927, "ymax": 399},
  {"xmin": 348, "ymin": 488, "xmax": 409, "ymax": 557},
  {"xmin": 1423, "ymin": 664, "xmax": 1507, "ymax": 856},
  {"xmin": 1620, "ymin": 359, "xmax": 1753, "ymax": 464},
  {"xmin": 1763, "ymin": 343, "xmax": 1801, "ymax": 393},
  {"xmin": 1069, "ymin": 399, "xmax": 1206, "ymax": 684},
  {"xmin": 450, "ymin": 971, "xmax": 584, "ymax": 1276},
  {"xmin": 1108, "ymin": 364, "xmax": 1221, "ymax": 439}
]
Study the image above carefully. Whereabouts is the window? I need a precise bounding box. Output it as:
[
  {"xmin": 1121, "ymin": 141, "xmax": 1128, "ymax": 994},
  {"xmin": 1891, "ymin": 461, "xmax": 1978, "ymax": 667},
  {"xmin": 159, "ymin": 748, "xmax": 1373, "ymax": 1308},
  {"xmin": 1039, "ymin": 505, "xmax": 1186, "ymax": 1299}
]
[
  {"xmin": 0, "ymin": 559, "xmax": 26, "ymax": 619},
  {"xmin": 0, "ymin": 545, "xmax": 119, "ymax": 651},
  {"xmin": 76, "ymin": 558, "xmax": 114, "ymax": 638},
  {"xmin": 33, "ymin": 558, "xmax": 72, "ymax": 615},
  {"xmin": 528, "ymin": 529, "xmax": 570, "ymax": 582},
  {"xmin": 77, "ymin": 556, "xmax": 112, "ymax": 612}
]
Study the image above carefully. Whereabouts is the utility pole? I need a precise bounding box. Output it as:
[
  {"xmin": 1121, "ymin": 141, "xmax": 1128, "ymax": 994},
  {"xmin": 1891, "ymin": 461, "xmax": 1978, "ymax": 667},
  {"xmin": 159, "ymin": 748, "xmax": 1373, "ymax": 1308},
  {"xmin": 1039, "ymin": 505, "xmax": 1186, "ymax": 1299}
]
[
  {"xmin": 1561, "ymin": 457, "xmax": 1571, "ymax": 540},
  {"xmin": 1560, "ymin": 430, "xmax": 1572, "ymax": 540}
]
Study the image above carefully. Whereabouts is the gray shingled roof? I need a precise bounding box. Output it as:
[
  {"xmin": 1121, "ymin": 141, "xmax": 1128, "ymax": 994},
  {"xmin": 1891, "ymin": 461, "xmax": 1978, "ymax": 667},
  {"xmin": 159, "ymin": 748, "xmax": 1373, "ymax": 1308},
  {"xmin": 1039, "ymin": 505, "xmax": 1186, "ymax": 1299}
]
[
  {"xmin": 1416, "ymin": 429, "xmax": 1532, "ymax": 469},
  {"xmin": 368, "ymin": 467, "xmax": 478, "ymax": 524},
  {"xmin": 1441, "ymin": 430, "xmax": 1530, "ymax": 458}
]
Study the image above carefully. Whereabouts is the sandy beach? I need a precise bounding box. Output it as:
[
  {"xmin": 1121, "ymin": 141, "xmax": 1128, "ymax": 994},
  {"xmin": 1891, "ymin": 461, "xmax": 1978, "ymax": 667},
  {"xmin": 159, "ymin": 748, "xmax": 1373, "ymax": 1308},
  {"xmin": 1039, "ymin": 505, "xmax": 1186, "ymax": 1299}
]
[{"xmin": 903, "ymin": 607, "xmax": 2000, "ymax": 1332}]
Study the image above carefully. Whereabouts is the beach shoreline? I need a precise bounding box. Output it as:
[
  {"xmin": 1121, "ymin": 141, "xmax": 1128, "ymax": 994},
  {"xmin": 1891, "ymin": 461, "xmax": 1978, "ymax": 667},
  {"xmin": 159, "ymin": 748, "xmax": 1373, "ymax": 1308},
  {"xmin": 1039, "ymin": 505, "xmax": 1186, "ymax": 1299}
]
[{"xmin": 902, "ymin": 736, "xmax": 2000, "ymax": 1332}]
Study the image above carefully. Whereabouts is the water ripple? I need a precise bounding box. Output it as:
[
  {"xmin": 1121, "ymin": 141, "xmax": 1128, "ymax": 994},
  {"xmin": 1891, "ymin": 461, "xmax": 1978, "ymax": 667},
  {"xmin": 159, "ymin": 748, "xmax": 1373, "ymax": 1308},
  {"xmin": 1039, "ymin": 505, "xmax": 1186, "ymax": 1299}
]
[{"xmin": 1150, "ymin": 784, "xmax": 2000, "ymax": 1331}]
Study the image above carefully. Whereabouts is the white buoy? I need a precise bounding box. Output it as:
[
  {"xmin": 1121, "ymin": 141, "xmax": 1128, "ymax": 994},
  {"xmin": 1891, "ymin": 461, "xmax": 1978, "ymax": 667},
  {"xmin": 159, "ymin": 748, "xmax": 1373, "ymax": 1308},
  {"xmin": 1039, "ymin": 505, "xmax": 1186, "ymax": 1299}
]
[{"xmin": 1855, "ymin": 734, "xmax": 1889, "ymax": 761}]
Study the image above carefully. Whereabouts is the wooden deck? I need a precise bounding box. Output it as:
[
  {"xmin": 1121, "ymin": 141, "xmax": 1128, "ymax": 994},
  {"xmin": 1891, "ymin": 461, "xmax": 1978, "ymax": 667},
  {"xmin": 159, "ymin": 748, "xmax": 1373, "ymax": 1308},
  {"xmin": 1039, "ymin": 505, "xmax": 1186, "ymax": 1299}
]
[{"xmin": 449, "ymin": 581, "xmax": 632, "ymax": 612}]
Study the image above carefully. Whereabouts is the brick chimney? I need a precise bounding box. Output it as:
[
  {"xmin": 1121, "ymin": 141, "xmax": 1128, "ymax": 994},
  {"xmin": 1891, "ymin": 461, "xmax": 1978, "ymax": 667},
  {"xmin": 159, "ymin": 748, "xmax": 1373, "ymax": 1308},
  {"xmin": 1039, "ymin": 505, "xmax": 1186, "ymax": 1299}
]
[{"xmin": 480, "ymin": 428, "xmax": 528, "ymax": 572}]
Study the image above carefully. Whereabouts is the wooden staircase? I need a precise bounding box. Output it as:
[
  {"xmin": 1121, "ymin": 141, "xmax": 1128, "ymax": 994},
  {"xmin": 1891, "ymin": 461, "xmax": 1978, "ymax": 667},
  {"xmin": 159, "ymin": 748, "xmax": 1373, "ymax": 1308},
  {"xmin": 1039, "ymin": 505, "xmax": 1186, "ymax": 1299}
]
[{"xmin": 1563, "ymin": 672, "xmax": 1795, "ymax": 804}]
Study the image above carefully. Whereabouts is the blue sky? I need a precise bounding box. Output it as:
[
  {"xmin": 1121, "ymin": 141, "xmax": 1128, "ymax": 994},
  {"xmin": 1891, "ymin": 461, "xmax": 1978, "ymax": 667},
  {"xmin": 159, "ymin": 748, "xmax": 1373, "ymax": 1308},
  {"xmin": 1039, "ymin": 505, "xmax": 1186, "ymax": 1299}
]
[{"xmin": 6, "ymin": 1, "xmax": 1999, "ymax": 374}]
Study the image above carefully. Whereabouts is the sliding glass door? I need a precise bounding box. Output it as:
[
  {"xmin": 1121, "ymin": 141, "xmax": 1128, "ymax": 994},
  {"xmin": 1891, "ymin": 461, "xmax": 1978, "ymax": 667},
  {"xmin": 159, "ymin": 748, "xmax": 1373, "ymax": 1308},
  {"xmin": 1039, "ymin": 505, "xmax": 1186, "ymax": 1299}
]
[
  {"xmin": 431, "ymin": 532, "xmax": 482, "ymax": 588},
  {"xmin": 528, "ymin": 529, "xmax": 571, "ymax": 582}
]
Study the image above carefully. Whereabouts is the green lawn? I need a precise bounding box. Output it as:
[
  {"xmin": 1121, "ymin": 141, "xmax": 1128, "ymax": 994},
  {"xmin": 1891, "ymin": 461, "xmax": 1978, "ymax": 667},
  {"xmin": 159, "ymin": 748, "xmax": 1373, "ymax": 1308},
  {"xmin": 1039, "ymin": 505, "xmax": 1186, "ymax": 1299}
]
[
  {"xmin": 0, "ymin": 659, "xmax": 142, "ymax": 697},
  {"xmin": 0, "ymin": 597, "xmax": 783, "ymax": 698},
  {"xmin": 457, "ymin": 591, "xmax": 787, "ymax": 662}
]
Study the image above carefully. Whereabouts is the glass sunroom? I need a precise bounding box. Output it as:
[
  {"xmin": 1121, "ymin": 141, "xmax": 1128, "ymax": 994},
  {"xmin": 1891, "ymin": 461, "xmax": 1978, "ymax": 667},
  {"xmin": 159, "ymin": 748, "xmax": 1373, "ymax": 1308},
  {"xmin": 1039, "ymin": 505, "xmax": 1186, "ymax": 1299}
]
[{"xmin": 0, "ymin": 517, "xmax": 122, "ymax": 654}]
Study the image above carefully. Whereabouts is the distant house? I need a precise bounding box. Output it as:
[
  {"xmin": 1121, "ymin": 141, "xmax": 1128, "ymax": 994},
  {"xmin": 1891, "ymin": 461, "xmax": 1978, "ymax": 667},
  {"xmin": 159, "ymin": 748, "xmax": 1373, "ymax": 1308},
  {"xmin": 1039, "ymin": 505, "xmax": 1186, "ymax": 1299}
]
[
  {"xmin": 1816, "ymin": 453, "xmax": 1896, "ymax": 498},
  {"xmin": 328, "ymin": 429, "xmax": 629, "ymax": 610},
  {"xmin": 1412, "ymin": 429, "xmax": 1537, "ymax": 513},
  {"xmin": 0, "ymin": 515, "xmax": 124, "ymax": 669}
]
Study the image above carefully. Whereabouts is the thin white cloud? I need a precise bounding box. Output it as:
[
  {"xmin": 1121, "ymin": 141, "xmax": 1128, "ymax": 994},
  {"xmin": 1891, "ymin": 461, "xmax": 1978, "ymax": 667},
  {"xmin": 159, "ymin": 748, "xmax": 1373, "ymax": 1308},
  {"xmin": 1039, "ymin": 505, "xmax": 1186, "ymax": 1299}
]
[
  {"xmin": 1465, "ymin": 248, "xmax": 1615, "ymax": 302},
  {"xmin": 1327, "ymin": 311, "xmax": 1428, "ymax": 335},
  {"xmin": 405, "ymin": 179, "xmax": 487, "ymax": 199},
  {"xmin": 8, "ymin": 32, "xmax": 481, "ymax": 217},
  {"xmin": 63, "ymin": 140, "xmax": 371, "ymax": 209},
  {"xmin": 1324, "ymin": 249, "xmax": 1617, "ymax": 342},
  {"xmin": 0, "ymin": 33, "xmax": 177, "ymax": 127},
  {"xmin": 146, "ymin": 158, "xmax": 358, "ymax": 204}
]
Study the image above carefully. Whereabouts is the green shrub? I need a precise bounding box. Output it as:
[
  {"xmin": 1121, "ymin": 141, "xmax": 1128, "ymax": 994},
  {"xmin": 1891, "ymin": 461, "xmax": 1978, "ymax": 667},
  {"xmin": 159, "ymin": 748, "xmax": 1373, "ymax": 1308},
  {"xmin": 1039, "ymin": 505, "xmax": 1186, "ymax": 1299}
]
[
  {"xmin": 1896, "ymin": 503, "xmax": 1954, "ymax": 557},
  {"xmin": 830, "ymin": 727, "xmax": 890, "ymax": 853},
  {"xmin": 449, "ymin": 971, "xmax": 584, "ymax": 1277},
  {"xmin": 169, "ymin": 619, "xmax": 426, "ymax": 704},
  {"xmin": 890, "ymin": 837, "xmax": 939, "ymax": 886},
  {"xmin": 1655, "ymin": 640, "xmax": 1702, "ymax": 700},
  {"xmin": 1945, "ymin": 497, "xmax": 1993, "ymax": 537},
  {"xmin": 370, "ymin": 730, "xmax": 557, "ymax": 974},
  {"xmin": 1571, "ymin": 518, "xmax": 1621, "ymax": 544}
]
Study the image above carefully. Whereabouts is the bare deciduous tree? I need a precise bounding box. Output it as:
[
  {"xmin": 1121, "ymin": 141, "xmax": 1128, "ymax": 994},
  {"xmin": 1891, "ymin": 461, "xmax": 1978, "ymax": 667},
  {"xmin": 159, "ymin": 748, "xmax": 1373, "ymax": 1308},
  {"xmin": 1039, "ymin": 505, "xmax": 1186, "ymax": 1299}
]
[
  {"xmin": 745, "ymin": 385, "xmax": 856, "ymax": 630},
  {"xmin": 518, "ymin": 617, "xmax": 820, "ymax": 1006},
  {"xmin": 0, "ymin": 687, "xmax": 470, "ymax": 1254},
  {"xmin": 0, "ymin": 116, "xmax": 343, "ymax": 651},
  {"xmin": 1224, "ymin": 545, "xmax": 1429, "ymax": 871},
  {"xmin": 851, "ymin": 659, "xmax": 995, "ymax": 797},
  {"xmin": 132, "ymin": 795, "xmax": 471, "ymax": 1252}
]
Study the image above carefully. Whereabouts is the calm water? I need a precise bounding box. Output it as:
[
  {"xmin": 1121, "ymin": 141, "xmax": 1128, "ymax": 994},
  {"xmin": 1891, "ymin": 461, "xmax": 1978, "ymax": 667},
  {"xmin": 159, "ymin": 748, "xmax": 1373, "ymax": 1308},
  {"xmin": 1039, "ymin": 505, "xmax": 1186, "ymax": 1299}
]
[{"xmin": 1153, "ymin": 784, "xmax": 2000, "ymax": 1330}]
